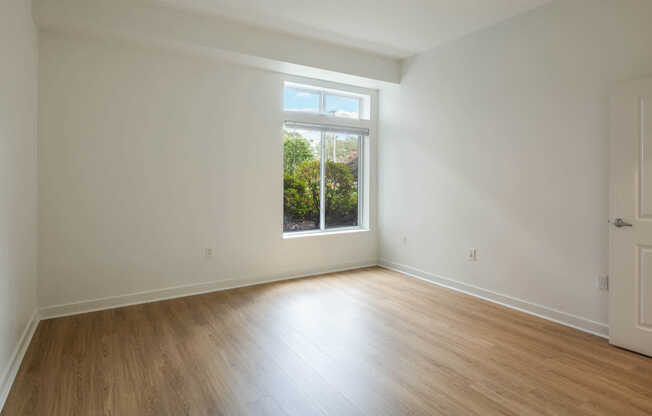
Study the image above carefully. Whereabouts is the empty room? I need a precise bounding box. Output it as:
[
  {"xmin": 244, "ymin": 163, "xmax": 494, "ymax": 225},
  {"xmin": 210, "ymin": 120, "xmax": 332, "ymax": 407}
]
[{"xmin": 3, "ymin": 0, "xmax": 652, "ymax": 414}]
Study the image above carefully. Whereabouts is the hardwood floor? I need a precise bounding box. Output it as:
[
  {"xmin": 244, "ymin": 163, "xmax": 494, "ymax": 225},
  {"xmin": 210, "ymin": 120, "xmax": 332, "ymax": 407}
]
[{"xmin": 3, "ymin": 267, "xmax": 652, "ymax": 415}]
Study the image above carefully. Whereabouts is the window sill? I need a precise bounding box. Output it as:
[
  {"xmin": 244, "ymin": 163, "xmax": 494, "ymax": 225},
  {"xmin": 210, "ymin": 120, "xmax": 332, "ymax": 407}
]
[{"xmin": 282, "ymin": 228, "xmax": 369, "ymax": 239}]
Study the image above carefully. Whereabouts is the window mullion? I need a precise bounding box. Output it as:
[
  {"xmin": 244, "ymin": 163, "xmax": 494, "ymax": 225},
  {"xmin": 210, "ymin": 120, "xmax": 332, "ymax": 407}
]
[{"xmin": 320, "ymin": 132, "xmax": 326, "ymax": 231}]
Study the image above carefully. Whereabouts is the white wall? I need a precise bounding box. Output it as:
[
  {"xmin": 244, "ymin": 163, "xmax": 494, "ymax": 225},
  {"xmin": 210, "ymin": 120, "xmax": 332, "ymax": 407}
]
[
  {"xmin": 379, "ymin": 0, "xmax": 652, "ymax": 331},
  {"xmin": 38, "ymin": 33, "xmax": 377, "ymax": 309},
  {"xmin": 0, "ymin": 0, "xmax": 39, "ymax": 404},
  {"xmin": 33, "ymin": 0, "xmax": 401, "ymax": 88}
]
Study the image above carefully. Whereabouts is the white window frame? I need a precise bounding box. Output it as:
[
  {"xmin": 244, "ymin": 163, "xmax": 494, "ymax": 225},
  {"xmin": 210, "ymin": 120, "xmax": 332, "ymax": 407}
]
[
  {"xmin": 284, "ymin": 81, "xmax": 370, "ymax": 120},
  {"xmin": 282, "ymin": 79, "xmax": 374, "ymax": 238}
]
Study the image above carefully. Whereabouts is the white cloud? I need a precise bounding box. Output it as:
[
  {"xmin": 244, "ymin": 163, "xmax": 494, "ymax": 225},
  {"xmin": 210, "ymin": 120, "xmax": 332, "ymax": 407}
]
[{"xmin": 331, "ymin": 110, "xmax": 358, "ymax": 119}]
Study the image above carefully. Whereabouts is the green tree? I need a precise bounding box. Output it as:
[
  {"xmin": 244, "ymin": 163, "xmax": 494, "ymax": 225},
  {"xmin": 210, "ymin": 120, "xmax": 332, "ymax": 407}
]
[
  {"xmin": 325, "ymin": 135, "xmax": 358, "ymax": 161},
  {"xmin": 325, "ymin": 135, "xmax": 359, "ymax": 181},
  {"xmin": 289, "ymin": 159, "xmax": 358, "ymax": 228},
  {"xmin": 284, "ymin": 132, "xmax": 314, "ymax": 173}
]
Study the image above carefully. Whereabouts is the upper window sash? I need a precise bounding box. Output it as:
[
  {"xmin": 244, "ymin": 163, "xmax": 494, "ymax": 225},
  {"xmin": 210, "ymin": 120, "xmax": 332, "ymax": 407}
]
[{"xmin": 284, "ymin": 82, "xmax": 371, "ymax": 121}]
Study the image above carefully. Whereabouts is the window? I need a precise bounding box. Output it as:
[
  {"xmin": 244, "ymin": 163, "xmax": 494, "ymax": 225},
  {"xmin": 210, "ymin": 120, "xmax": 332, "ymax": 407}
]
[
  {"xmin": 325, "ymin": 132, "xmax": 361, "ymax": 228},
  {"xmin": 283, "ymin": 126, "xmax": 322, "ymax": 232},
  {"xmin": 284, "ymin": 82, "xmax": 370, "ymax": 120},
  {"xmin": 282, "ymin": 81, "xmax": 371, "ymax": 235}
]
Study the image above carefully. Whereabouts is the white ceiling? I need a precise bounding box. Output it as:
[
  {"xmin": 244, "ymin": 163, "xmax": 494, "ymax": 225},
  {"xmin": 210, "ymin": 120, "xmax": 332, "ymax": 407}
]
[{"xmin": 154, "ymin": 0, "xmax": 552, "ymax": 58}]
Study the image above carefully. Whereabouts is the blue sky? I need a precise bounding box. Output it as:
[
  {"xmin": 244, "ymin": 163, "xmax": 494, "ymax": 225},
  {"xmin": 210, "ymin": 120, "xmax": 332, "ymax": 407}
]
[
  {"xmin": 284, "ymin": 88, "xmax": 359, "ymax": 118},
  {"xmin": 284, "ymin": 88, "xmax": 319, "ymax": 112}
]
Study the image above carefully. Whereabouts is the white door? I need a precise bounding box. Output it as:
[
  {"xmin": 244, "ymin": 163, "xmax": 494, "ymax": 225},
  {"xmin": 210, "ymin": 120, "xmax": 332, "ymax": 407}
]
[{"xmin": 609, "ymin": 77, "xmax": 652, "ymax": 356}]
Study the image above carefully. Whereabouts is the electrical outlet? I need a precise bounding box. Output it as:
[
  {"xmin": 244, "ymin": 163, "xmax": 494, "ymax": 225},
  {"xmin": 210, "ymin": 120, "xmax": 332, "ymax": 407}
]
[
  {"xmin": 205, "ymin": 248, "xmax": 214, "ymax": 258},
  {"xmin": 597, "ymin": 275, "xmax": 609, "ymax": 290},
  {"xmin": 467, "ymin": 248, "xmax": 478, "ymax": 262}
]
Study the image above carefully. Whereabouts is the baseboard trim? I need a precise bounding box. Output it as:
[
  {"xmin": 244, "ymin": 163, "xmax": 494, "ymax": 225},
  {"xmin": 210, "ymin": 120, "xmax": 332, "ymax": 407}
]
[
  {"xmin": 0, "ymin": 309, "xmax": 40, "ymax": 412},
  {"xmin": 39, "ymin": 262, "xmax": 378, "ymax": 320},
  {"xmin": 379, "ymin": 259, "xmax": 609, "ymax": 338}
]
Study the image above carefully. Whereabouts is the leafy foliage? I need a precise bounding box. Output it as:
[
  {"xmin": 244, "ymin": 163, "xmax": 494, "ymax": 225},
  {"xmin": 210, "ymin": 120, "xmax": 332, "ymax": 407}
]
[
  {"xmin": 325, "ymin": 135, "xmax": 358, "ymax": 161},
  {"xmin": 283, "ymin": 131, "xmax": 314, "ymax": 174},
  {"xmin": 283, "ymin": 172, "xmax": 312, "ymax": 222},
  {"xmin": 292, "ymin": 160, "xmax": 321, "ymax": 224},
  {"xmin": 283, "ymin": 132, "xmax": 358, "ymax": 230},
  {"xmin": 324, "ymin": 160, "xmax": 357, "ymax": 225}
]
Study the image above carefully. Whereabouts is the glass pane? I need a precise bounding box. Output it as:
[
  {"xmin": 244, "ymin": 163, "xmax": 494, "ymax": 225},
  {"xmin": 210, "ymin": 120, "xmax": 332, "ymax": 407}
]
[
  {"xmin": 325, "ymin": 133, "xmax": 360, "ymax": 229},
  {"xmin": 283, "ymin": 128, "xmax": 321, "ymax": 232},
  {"xmin": 284, "ymin": 88, "xmax": 320, "ymax": 113},
  {"xmin": 325, "ymin": 94, "xmax": 360, "ymax": 119}
]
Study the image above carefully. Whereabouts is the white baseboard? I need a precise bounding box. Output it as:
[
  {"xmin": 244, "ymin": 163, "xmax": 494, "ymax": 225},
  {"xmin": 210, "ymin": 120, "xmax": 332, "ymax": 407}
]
[
  {"xmin": 0, "ymin": 309, "xmax": 40, "ymax": 412},
  {"xmin": 379, "ymin": 259, "xmax": 609, "ymax": 338},
  {"xmin": 39, "ymin": 262, "xmax": 378, "ymax": 320}
]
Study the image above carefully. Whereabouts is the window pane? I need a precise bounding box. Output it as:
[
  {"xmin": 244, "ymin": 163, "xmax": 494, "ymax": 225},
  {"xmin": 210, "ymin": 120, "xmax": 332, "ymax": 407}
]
[
  {"xmin": 283, "ymin": 128, "xmax": 321, "ymax": 232},
  {"xmin": 325, "ymin": 94, "xmax": 360, "ymax": 119},
  {"xmin": 284, "ymin": 88, "xmax": 320, "ymax": 113},
  {"xmin": 325, "ymin": 133, "xmax": 360, "ymax": 229}
]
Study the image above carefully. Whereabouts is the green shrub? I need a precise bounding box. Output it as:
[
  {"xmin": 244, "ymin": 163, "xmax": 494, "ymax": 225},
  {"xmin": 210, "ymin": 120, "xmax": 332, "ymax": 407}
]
[
  {"xmin": 283, "ymin": 172, "xmax": 312, "ymax": 222},
  {"xmin": 284, "ymin": 159, "xmax": 357, "ymax": 227},
  {"xmin": 325, "ymin": 160, "xmax": 357, "ymax": 223},
  {"xmin": 293, "ymin": 160, "xmax": 321, "ymax": 224}
]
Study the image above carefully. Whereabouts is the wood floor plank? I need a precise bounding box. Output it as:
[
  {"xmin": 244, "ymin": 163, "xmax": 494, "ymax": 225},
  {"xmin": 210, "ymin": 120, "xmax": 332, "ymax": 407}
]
[{"xmin": 2, "ymin": 267, "xmax": 651, "ymax": 415}]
